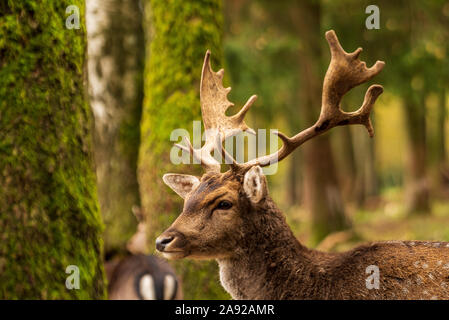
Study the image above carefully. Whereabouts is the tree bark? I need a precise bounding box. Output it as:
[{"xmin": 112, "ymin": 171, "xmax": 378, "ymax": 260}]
[
  {"xmin": 436, "ymin": 89, "xmax": 447, "ymax": 175},
  {"xmin": 354, "ymin": 123, "xmax": 379, "ymax": 207},
  {"xmin": 0, "ymin": 0, "xmax": 106, "ymax": 299},
  {"xmin": 336, "ymin": 125, "xmax": 357, "ymax": 203},
  {"xmin": 287, "ymin": 151, "xmax": 302, "ymax": 206},
  {"xmin": 290, "ymin": 0, "xmax": 349, "ymax": 243},
  {"xmin": 403, "ymin": 95, "xmax": 430, "ymax": 214},
  {"xmin": 138, "ymin": 0, "xmax": 229, "ymax": 299},
  {"xmin": 86, "ymin": 0, "xmax": 144, "ymax": 254}
]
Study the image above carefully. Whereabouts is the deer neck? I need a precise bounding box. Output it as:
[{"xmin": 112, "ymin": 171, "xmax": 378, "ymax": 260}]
[{"xmin": 217, "ymin": 197, "xmax": 324, "ymax": 300}]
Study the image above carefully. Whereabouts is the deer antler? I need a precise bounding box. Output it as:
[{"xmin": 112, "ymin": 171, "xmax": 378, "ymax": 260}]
[
  {"xmin": 176, "ymin": 31, "xmax": 384, "ymax": 173},
  {"xmin": 234, "ymin": 30, "xmax": 385, "ymax": 169},
  {"xmin": 175, "ymin": 50, "xmax": 257, "ymax": 172}
]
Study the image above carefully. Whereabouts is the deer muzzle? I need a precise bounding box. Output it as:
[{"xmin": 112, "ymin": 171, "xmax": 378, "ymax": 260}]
[{"xmin": 155, "ymin": 229, "xmax": 188, "ymax": 259}]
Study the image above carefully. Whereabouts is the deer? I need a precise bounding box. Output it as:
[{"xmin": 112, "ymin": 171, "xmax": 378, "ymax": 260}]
[
  {"xmin": 155, "ymin": 30, "xmax": 449, "ymax": 300},
  {"xmin": 106, "ymin": 207, "xmax": 182, "ymax": 300}
]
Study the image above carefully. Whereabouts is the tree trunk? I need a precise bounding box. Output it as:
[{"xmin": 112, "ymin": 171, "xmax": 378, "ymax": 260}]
[
  {"xmin": 86, "ymin": 0, "xmax": 144, "ymax": 254},
  {"xmin": 290, "ymin": 0, "xmax": 349, "ymax": 244},
  {"xmin": 365, "ymin": 132, "xmax": 379, "ymax": 198},
  {"xmin": 354, "ymin": 124, "xmax": 379, "ymax": 207},
  {"xmin": 336, "ymin": 125, "xmax": 357, "ymax": 203},
  {"xmin": 0, "ymin": 0, "xmax": 106, "ymax": 299},
  {"xmin": 403, "ymin": 95, "xmax": 430, "ymax": 214},
  {"xmin": 138, "ymin": 0, "xmax": 229, "ymax": 299},
  {"xmin": 287, "ymin": 151, "xmax": 302, "ymax": 206},
  {"xmin": 436, "ymin": 88, "xmax": 447, "ymax": 184}
]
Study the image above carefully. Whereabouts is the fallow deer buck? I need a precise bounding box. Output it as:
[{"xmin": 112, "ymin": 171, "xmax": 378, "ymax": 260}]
[{"xmin": 156, "ymin": 30, "xmax": 449, "ymax": 299}]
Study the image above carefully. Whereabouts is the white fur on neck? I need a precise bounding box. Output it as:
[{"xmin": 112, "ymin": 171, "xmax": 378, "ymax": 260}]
[{"xmin": 217, "ymin": 258, "xmax": 265, "ymax": 300}]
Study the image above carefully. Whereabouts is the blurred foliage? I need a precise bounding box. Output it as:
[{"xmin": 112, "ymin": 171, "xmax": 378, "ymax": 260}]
[
  {"xmin": 224, "ymin": 1, "xmax": 301, "ymax": 130},
  {"xmin": 286, "ymin": 187, "xmax": 449, "ymax": 253}
]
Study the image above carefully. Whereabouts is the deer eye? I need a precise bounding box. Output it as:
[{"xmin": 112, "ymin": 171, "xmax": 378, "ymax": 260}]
[{"xmin": 216, "ymin": 200, "xmax": 232, "ymax": 210}]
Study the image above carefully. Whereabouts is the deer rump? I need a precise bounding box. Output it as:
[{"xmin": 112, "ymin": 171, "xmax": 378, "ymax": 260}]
[{"xmin": 107, "ymin": 254, "xmax": 181, "ymax": 300}]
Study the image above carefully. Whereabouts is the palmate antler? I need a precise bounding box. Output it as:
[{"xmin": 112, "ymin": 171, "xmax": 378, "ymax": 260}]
[
  {"xmin": 239, "ymin": 30, "xmax": 386, "ymax": 169},
  {"xmin": 176, "ymin": 30, "xmax": 385, "ymax": 172},
  {"xmin": 175, "ymin": 50, "xmax": 257, "ymax": 172}
]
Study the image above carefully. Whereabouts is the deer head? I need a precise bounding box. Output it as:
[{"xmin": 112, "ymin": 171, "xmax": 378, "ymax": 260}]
[{"xmin": 156, "ymin": 30, "xmax": 385, "ymax": 261}]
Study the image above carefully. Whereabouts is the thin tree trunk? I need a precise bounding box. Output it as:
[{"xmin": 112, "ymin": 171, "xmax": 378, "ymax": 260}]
[
  {"xmin": 0, "ymin": 0, "xmax": 106, "ymax": 299},
  {"xmin": 337, "ymin": 125, "xmax": 357, "ymax": 203},
  {"xmin": 291, "ymin": 0, "xmax": 349, "ymax": 243},
  {"xmin": 287, "ymin": 151, "xmax": 301, "ymax": 206},
  {"xmin": 86, "ymin": 0, "xmax": 144, "ymax": 254},
  {"xmin": 403, "ymin": 95, "xmax": 430, "ymax": 214},
  {"xmin": 437, "ymin": 88, "xmax": 447, "ymax": 173},
  {"xmin": 365, "ymin": 131, "xmax": 379, "ymax": 198},
  {"xmin": 354, "ymin": 122, "xmax": 379, "ymax": 207},
  {"xmin": 138, "ymin": 0, "xmax": 229, "ymax": 299}
]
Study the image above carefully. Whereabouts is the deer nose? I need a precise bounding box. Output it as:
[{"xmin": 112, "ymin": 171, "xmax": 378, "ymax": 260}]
[{"xmin": 156, "ymin": 236, "xmax": 174, "ymax": 252}]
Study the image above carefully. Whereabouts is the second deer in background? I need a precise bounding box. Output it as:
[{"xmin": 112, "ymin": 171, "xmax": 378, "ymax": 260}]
[{"xmin": 105, "ymin": 207, "xmax": 182, "ymax": 300}]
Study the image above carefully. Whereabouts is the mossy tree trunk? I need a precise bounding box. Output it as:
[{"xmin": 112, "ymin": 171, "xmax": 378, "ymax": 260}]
[
  {"xmin": 138, "ymin": 0, "xmax": 229, "ymax": 299},
  {"xmin": 86, "ymin": 0, "xmax": 144, "ymax": 254},
  {"xmin": 0, "ymin": 0, "xmax": 106, "ymax": 299}
]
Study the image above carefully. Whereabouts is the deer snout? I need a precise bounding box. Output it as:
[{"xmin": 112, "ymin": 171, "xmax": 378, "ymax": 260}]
[
  {"xmin": 156, "ymin": 235, "xmax": 174, "ymax": 252},
  {"xmin": 156, "ymin": 229, "xmax": 188, "ymax": 259}
]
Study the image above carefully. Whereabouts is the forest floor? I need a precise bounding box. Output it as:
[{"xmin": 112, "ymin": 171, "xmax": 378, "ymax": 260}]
[{"xmin": 286, "ymin": 187, "xmax": 449, "ymax": 253}]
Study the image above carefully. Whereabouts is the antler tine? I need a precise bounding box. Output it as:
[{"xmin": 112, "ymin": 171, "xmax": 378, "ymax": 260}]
[
  {"xmin": 215, "ymin": 133, "xmax": 238, "ymax": 166},
  {"xmin": 320, "ymin": 30, "xmax": 385, "ymax": 118},
  {"xmin": 175, "ymin": 136, "xmax": 221, "ymax": 172},
  {"xmin": 238, "ymin": 30, "xmax": 385, "ymax": 169},
  {"xmin": 173, "ymin": 50, "xmax": 257, "ymax": 173}
]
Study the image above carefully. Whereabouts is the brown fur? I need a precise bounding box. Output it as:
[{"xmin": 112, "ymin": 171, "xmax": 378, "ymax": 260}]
[{"xmin": 159, "ymin": 170, "xmax": 449, "ymax": 300}]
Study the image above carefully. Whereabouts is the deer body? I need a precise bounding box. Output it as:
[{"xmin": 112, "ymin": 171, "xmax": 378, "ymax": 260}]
[
  {"xmin": 156, "ymin": 30, "xmax": 449, "ymax": 299},
  {"xmin": 217, "ymin": 195, "xmax": 449, "ymax": 299}
]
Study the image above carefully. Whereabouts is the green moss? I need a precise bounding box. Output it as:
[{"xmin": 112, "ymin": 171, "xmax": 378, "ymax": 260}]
[
  {"xmin": 139, "ymin": 0, "xmax": 230, "ymax": 299},
  {"xmin": 0, "ymin": 0, "xmax": 106, "ymax": 299}
]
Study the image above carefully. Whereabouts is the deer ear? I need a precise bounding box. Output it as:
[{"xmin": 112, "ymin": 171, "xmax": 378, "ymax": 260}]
[
  {"xmin": 243, "ymin": 166, "xmax": 267, "ymax": 204},
  {"xmin": 163, "ymin": 174, "xmax": 200, "ymax": 199}
]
